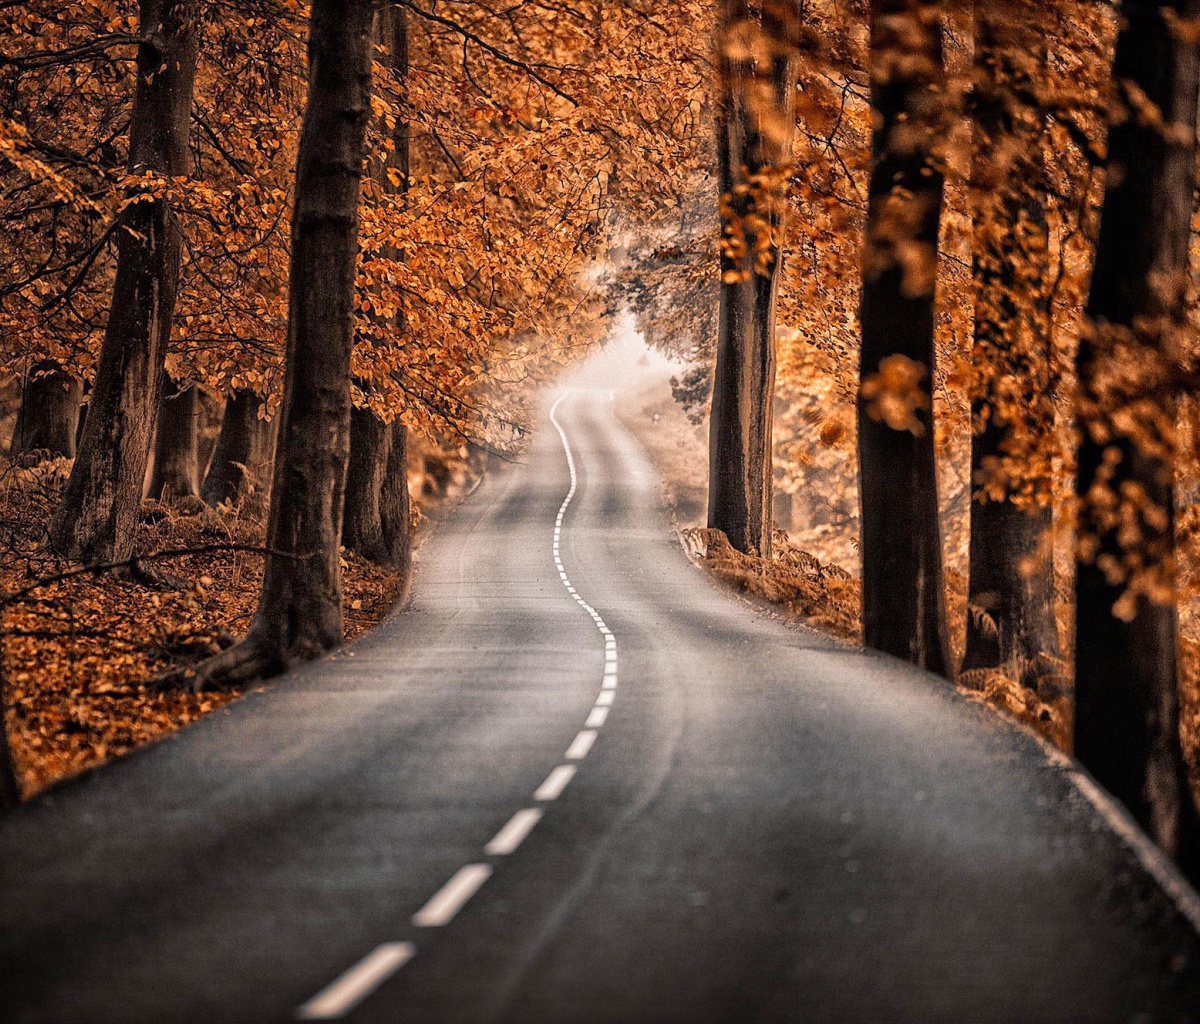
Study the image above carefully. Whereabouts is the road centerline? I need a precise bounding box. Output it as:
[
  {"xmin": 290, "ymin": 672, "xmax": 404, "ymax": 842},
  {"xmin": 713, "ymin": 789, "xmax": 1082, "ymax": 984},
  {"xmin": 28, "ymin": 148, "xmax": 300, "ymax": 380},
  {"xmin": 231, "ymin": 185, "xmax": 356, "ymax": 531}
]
[
  {"xmin": 413, "ymin": 865, "xmax": 493, "ymax": 928},
  {"xmin": 534, "ymin": 764, "xmax": 577, "ymax": 801},
  {"xmin": 485, "ymin": 809, "xmax": 545, "ymax": 856},
  {"xmin": 295, "ymin": 942, "xmax": 416, "ymax": 1021}
]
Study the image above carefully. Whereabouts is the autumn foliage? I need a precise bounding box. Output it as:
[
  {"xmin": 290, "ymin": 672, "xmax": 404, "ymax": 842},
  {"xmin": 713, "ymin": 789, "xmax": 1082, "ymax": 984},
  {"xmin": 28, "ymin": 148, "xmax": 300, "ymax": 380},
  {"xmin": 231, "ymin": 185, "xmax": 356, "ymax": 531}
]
[{"xmin": 2, "ymin": 0, "xmax": 1200, "ymax": 881}]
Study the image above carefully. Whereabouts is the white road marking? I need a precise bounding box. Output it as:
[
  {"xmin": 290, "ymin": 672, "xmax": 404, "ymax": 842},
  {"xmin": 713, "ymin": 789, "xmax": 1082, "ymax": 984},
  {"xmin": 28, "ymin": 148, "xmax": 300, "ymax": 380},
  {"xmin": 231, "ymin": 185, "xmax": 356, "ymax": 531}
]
[
  {"xmin": 298, "ymin": 389, "xmax": 621, "ymax": 1021},
  {"xmin": 534, "ymin": 764, "xmax": 577, "ymax": 801},
  {"xmin": 565, "ymin": 730, "xmax": 597, "ymax": 760},
  {"xmin": 413, "ymin": 864, "xmax": 493, "ymax": 927},
  {"xmin": 485, "ymin": 808, "xmax": 544, "ymax": 856},
  {"xmin": 548, "ymin": 390, "xmax": 620, "ymax": 772},
  {"xmin": 295, "ymin": 942, "xmax": 416, "ymax": 1020}
]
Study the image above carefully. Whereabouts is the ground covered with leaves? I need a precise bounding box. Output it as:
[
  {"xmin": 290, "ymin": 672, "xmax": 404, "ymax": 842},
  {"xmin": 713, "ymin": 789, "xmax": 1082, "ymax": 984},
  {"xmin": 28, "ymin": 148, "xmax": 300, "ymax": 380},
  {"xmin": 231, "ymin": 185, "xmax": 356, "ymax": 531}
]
[{"xmin": 0, "ymin": 458, "xmax": 402, "ymax": 797}]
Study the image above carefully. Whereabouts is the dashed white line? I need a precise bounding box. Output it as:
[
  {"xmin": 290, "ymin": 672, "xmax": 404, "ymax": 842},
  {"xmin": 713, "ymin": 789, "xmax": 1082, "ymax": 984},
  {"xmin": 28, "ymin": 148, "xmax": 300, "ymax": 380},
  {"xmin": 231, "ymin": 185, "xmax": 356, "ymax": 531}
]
[
  {"xmin": 413, "ymin": 864, "xmax": 493, "ymax": 927},
  {"xmin": 297, "ymin": 391, "xmax": 619, "ymax": 1020},
  {"xmin": 534, "ymin": 764, "xmax": 577, "ymax": 801},
  {"xmin": 565, "ymin": 729, "xmax": 598, "ymax": 760},
  {"xmin": 485, "ymin": 808, "xmax": 544, "ymax": 856},
  {"xmin": 295, "ymin": 942, "xmax": 416, "ymax": 1020}
]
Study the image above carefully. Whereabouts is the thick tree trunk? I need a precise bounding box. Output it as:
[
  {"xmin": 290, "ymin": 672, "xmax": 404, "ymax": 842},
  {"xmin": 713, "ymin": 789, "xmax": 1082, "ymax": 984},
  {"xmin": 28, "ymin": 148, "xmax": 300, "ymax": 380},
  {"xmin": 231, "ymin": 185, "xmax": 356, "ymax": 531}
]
[
  {"xmin": 343, "ymin": 408, "xmax": 409, "ymax": 568},
  {"xmin": 10, "ymin": 360, "xmax": 80, "ymax": 460},
  {"xmin": 201, "ymin": 389, "xmax": 266, "ymax": 507},
  {"xmin": 857, "ymin": 0, "xmax": 950, "ymax": 676},
  {"xmin": 47, "ymin": 0, "xmax": 197, "ymax": 562},
  {"xmin": 147, "ymin": 380, "xmax": 201, "ymax": 501},
  {"xmin": 707, "ymin": 0, "xmax": 799, "ymax": 558},
  {"xmin": 1074, "ymin": 0, "xmax": 1200, "ymax": 874},
  {"xmin": 961, "ymin": 1, "xmax": 1060, "ymax": 694},
  {"xmin": 176, "ymin": 0, "xmax": 374, "ymax": 689}
]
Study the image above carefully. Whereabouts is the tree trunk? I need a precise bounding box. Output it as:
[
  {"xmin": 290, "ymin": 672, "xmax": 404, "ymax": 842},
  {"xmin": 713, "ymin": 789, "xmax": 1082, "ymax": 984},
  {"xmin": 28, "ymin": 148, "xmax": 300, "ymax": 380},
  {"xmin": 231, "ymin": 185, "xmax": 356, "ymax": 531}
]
[
  {"xmin": 0, "ymin": 653, "xmax": 19, "ymax": 811},
  {"xmin": 201, "ymin": 389, "xmax": 266, "ymax": 507},
  {"xmin": 340, "ymin": 3, "xmax": 413, "ymax": 572},
  {"xmin": 344, "ymin": 408, "xmax": 409, "ymax": 568},
  {"xmin": 177, "ymin": 0, "xmax": 375, "ymax": 689},
  {"xmin": 857, "ymin": 0, "xmax": 950, "ymax": 676},
  {"xmin": 961, "ymin": 1, "xmax": 1060, "ymax": 694},
  {"xmin": 707, "ymin": 0, "xmax": 799, "ymax": 558},
  {"xmin": 381, "ymin": 420, "xmax": 411, "ymax": 576},
  {"xmin": 10, "ymin": 360, "xmax": 80, "ymax": 460},
  {"xmin": 343, "ymin": 406, "xmax": 388, "ymax": 560},
  {"xmin": 1074, "ymin": 0, "xmax": 1200, "ymax": 875},
  {"xmin": 147, "ymin": 380, "xmax": 201, "ymax": 501},
  {"xmin": 47, "ymin": 0, "xmax": 197, "ymax": 563}
]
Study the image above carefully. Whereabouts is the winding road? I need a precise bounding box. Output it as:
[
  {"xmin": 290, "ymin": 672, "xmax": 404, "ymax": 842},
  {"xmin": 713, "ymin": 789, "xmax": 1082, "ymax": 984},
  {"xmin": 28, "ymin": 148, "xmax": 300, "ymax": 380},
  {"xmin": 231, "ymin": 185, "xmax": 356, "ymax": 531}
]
[{"xmin": 4, "ymin": 385, "xmax": 1200, "ymax": 1023}]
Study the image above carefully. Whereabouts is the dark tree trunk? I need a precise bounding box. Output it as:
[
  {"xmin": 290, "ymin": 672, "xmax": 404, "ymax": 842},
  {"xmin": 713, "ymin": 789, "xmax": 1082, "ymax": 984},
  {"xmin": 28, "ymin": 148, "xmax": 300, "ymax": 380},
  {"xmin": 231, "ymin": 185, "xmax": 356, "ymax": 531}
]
[
  {"xmin": 147, "ymin": 380, "xmax": 201, "ymax": 501},
  {"xmin": 195, "ymin": 387, "xmax": 222, "ymax": 481},
  {"xmin": 74, "ymin": 382, "xmax": 89, "ymax": 451},
  {"xmin": 10, "ymin": 360, "xmax": 80, "ymax": 460},
  {"xmin": 343, "ymin": 408, "xmax": 409, "ymax": 568},
  {"xmin": 961, "ymin": 1, "xmax": 1060, "ymax": 694},
  {"xmin": 177, "ymin": 0, "xmax": 375, "ymax": 689},
  {"xmin": 341, "ymin": 3, "xmax": 412, "ymax": 572},
  {"xmin": 857, "ymin": 0, "xmax": 950, "ymax": 676},
  {"xmin": 343, "ymin": 406, "xmax": 389, "ymax": 559},
  {"xmin": 380, "ymin": 420, "xmax": 411, "ymax": 576},
  {"xmin": 707, "ymin": 0, "xmax": 798, "ymax": 558},
  {"xmin": 48, "ymin": 0, "xmax": 197, "ymax": 562},
  {"xmin": 0, "ymin": 654, "xmax": 19, "ymax": 811},
  {"xmin": 201, "ymin": 389, "xmax": 266, "ymax": 507},
  {"xmin": 0, "ymin": 736, "xmax": 18, "ymax": 811},
  {"xmin": 1074, "ymin": 0, "xmax": 1200, "ymax": 874},
  {"xmin": 379, "ymin": 3, "xmax": 410, "ymax": 194}
]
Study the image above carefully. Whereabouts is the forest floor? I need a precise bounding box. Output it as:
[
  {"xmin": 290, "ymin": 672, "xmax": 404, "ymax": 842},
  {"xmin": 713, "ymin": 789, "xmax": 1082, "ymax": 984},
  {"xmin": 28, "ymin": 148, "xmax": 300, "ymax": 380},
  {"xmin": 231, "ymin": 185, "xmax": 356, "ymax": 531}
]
[
  {"xmin": 613, "ymin": 373, "xmax": 1200, "ymax": 797},
  {"xmin": 0, "ymin": 455, "xmax": 461, "ymax": 798}
]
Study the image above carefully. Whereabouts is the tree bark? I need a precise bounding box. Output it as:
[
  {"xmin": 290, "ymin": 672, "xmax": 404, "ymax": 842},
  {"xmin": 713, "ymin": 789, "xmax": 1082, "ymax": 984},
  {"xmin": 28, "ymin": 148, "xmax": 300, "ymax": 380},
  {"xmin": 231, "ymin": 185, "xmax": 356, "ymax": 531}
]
[
  {"xmin": 176, "ymin": 0, "xmax": 375, "ymax": 689},
  {"xmin": 1074, "ymin": 0, "xmax": 1200, "ymax": 874},
  {"xmin": 961, "ymin": 1, "xmax": 1060, "ymax": 694},
  {"xmin": 47, "ymin": 0, "xmax": 197, "ymax": 562},
  {"xmin": 0, "ymin": 654, "xmax": 19, "ymax": 811},
  {"xmin": 707, "ymin": 0, "xmax": 799, "ymax": 558},
  {"xmin": 380, "ymin": 420, "xmax": 411, "ymax": 576},
  {"xmin": 340, "ymin": 3, "xmax": 413, "ymax": 572},
  {"xmin": 201, "ymin": 389, "xmax": 266, "ymax": 507},
  {"xmin": 857, "ymin": 0, "xmax": 950, "ymax": 676},
  {"xmin": 343, "ymin": 408, "xmax": 409, "ymax": 568},
  {"xmin": 10, "ymin": 360, "xmax": 81, "ymax": 460},
  {"xmin": 147, "ymin": 380, "xmax": 201, "ymax": 501}
]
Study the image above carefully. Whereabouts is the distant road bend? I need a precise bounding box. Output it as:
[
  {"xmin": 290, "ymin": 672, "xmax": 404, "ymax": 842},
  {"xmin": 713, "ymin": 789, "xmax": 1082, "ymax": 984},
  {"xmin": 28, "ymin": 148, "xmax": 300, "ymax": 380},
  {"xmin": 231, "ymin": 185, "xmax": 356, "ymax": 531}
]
[{"xmin": 3, "ymin": 386, "xmax": 1200, "ymax": 1023}]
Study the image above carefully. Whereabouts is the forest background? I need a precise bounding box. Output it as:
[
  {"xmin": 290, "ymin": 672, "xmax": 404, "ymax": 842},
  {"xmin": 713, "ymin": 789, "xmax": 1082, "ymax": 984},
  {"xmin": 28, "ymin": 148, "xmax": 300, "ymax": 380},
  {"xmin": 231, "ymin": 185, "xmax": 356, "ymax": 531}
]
[{"xmin": 2, "ymin": 0, "xmax": 1200, "ymax": 874}]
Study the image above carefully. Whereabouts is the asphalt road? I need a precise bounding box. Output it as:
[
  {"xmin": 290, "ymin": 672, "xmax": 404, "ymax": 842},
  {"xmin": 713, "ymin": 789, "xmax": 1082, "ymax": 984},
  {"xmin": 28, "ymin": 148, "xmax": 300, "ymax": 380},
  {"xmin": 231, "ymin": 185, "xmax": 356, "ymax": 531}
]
[{"xmin": 4, "ymin": 386, "xmax": 1200, "ymax": 1024}]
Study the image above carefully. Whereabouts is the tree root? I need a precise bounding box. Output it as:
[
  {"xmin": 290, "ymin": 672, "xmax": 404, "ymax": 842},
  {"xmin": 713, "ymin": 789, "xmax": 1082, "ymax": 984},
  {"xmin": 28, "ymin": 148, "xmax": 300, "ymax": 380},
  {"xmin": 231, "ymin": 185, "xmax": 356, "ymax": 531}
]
[
  {"xmin": 151, "ymin": 630, "xmax": 283, "ymax": 693},
  {"xmin": 123, "ymin": 558, "xmax": 190, "ymax": 592}
]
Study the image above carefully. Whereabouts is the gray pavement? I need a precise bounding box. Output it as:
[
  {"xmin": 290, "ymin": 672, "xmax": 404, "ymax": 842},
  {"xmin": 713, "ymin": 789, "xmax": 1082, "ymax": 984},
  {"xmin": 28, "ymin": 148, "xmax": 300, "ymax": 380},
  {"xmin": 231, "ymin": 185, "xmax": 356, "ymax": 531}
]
[{"xmin": 2, "ymin": 386, "xmax": 1200, "ymax": 1023}]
